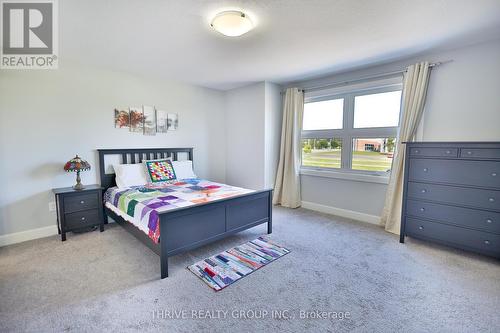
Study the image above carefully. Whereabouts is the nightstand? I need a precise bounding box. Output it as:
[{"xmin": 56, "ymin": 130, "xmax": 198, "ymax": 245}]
[{"xmin": 52, "ymin": 184, "xmax": 104, "ymax": 241}]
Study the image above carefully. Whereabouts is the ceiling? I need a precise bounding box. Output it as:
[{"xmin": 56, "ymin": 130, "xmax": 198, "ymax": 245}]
[{"xmin": 61, "ymin": 0, "xmax": 500, "ymax": 90}]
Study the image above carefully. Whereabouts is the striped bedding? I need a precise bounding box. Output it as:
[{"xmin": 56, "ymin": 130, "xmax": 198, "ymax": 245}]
[{"xmin": 104, "ymin": 178, "xmax": 253, "ymax": 243}]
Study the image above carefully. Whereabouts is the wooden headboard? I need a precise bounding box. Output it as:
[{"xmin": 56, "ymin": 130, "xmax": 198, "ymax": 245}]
[{"xmin": 97, "ymin": 148, "xmax": 193, "ymax": 190}]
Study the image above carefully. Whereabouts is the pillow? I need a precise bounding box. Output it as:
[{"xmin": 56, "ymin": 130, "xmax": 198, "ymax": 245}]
[
  {"xmin": 113, "ymin": 163, "xmax": 149, "ymax": 188},
  {"xmin": 144, "ymin": 159, "xmax": 177, "ymax": 183},
  {"xmin": 171, "ymin": 160, "xmax": 197, "ymax": 179}
]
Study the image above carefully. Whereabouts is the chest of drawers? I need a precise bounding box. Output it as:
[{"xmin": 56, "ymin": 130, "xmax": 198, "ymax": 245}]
[{"xmin": 401, "ymin": 142, "xmax": 500, "ymax": 258}]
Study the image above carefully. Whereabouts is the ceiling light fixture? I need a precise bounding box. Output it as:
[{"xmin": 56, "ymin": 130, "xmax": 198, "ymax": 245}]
[{"xmin": 210, "ymin": 10, "xmax": 254, "ymax": 37}]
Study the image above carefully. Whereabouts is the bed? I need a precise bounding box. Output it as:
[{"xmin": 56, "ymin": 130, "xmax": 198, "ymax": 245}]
[{"xmin": 98, "ymin": 148, "xmax": 273, "ymax": 279}]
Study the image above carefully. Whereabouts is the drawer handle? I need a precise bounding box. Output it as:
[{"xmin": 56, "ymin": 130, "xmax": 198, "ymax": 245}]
[
  {"xmin": 486, "ymin": 219, "xmax": 492, "ymax": 224},
  {"xmin": 80, "ymin": 200, "xmax": 85, "ymax": 204},
  {"xmin": 484, "ymin": 240, "xmax": 490, "ymax": 245},
  {"xmin": 420, "ymin": 208, "xmax": 425, "ymax": 212},
  {"xmin": 492, "ymin": 173, "xmax": 497, "ymax": 177},
  {"xmin": 414, "ymin": 150, "xmax": 420, "ymax": 154},
  {"xmin": 489, "ymin": 198, "xmax": 495, "ymax": 202},
  {"xmin": 421, "ymin": 189, "xmax": 427, "ymax": 193},
  {"xmin": 418, "ymin": 226, "xmax": 424, "ymax": 230},
  {"xmin": 466, "ymin": 151, "xmax": 473, "ymax": 155},
  {"xmin": 445, "ymin": 150, "xmax": 451, "ymax": 154},
  {"xmin": 423, "ymin": 168, "xmax": 428, "ymax": 172},
  {"xmin": 81, "ymin": 217, "xmax": 86, "ymax": 221}
]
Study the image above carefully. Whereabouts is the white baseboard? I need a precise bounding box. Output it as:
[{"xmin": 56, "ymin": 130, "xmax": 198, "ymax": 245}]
[
  {"xmin": 301, "ymin": 201, "xmax": 381, "ymax": 225},
  {"xmin": 0, "ymin": 204, "xmax": 378, "ymax": 247},
  {"xmin": 0, "ymin": 225, "xmax": 58, "ymax": 247}
]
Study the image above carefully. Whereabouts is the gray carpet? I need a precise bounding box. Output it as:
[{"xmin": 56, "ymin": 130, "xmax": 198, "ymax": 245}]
[{"xmin": 1, "ymin": 207, "xmax": 499, "ymax": 332}]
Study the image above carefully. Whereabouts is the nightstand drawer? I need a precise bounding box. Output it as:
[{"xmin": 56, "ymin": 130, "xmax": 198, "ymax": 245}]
[
  {"xmin": 64, "ymin": 193, "xmax": 99, "ymax": 213},
  {"xmin": 65, "ymin": 209, "xmax": 100, "ymax": 230}
]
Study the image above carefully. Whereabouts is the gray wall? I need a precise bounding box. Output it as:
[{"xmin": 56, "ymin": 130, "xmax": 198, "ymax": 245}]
[
  {"xmin": 225, "ymin": 82, "xmax": 266, "ymax": 189},
  {"xmin": 0, "ymin": 61, "xmax": 226, "ymax": 236},
  {"xmin": 264, "ymin": 82, "xmax": 283, "ymax": 188},
  {"xmin": 224, "ymin": 82, "xmax": 283, "ymax": 190},
  {"xmin": 292, "ymin": 39, "xmax": 500, "ymax": 217}
]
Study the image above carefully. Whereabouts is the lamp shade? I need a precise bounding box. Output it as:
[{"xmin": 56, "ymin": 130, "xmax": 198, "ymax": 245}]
[{"xmin": 64, "ymin": 155, "xmax": 91, "ymax": 172}]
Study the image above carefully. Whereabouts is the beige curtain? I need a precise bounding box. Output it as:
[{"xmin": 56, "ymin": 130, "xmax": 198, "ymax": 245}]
[
  {"xmin": 381, "ymin": 62, "xmax": 431, "ymax": 234},
  {"xmin": 273, "ymin": 88, "xmax": 304, "ymax": 208}
]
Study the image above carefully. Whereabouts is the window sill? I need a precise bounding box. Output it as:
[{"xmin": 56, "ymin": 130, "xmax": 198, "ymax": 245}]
[{"xmin": 299, "ymin": 168, "xmax": 390, "ymax": 184}]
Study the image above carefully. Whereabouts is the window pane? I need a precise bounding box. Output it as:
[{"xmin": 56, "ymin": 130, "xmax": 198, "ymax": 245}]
[
  {"xmin": 302, "ymin": 138, "xmax": 342, "ymax": 169},
  {"xmin": 353, "ymin": 91, "xmax": 401, "ymax": 128},
  {"xmin": 352, "ymin": 138, "xmax": 396, "ymax": 172},
  {"xmin": 303, "ymin": 99, "xmax": 343, "ymax": 130}
]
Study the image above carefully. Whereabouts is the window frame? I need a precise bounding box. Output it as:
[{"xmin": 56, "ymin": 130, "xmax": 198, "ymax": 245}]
[{"xmin": 301, "ymin": 83, "xmax": 402, "ymax": 176}]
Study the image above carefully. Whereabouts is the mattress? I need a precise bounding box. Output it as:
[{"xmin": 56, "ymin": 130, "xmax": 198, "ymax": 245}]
[{"xmin": 104, "ymin": 178, "xmax": 254, "ymax": 243}]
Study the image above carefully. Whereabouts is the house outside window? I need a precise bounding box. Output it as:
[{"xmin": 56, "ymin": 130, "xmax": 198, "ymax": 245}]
[{"xmin": 362, "ymin": 142, "xmax": 376, "ymax": 151}]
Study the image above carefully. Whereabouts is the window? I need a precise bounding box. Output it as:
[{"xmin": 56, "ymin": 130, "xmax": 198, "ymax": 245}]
[
  {"xmin": 303, "ymin": 99, "xmax": 343, "ymax": 130},
  {"xmin": 364, "ymin": 144, "xmax": 375, "ymax": 151},
  {"xmin": 302, "ymin": 138, "xmax": 342, "ymax": 169},
  {"xmin": 301, "ymin": 84, "xmax": 402, "ymax": 175},
  {"xmin": 352, "ymin": 138, "xmax": 396, "ymax": 172},
  {"xmin": 353, "ymin": 91, "xmax": 401, "ymax": 128}
]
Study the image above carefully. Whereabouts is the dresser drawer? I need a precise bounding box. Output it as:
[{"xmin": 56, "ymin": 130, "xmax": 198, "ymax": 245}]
[
  {"xmin": 409, "ymin": 147, "xmax": 458, "ymax": 158},
  {"xmin": 405, "ymin": 217, "xmax": 500, "ymax": 257},
  {"xmin": 408, "ymin": 158, "xmax": 500, "ymax": 189},
  {"xmin": 407, "ymin": 182, "xmax": 500, "ymax": 211},
  {"xmin": 460, "ymin": 148, "xmax": 500, "ymax": 160},
  {"xmin": 64, "ymin": 193, "xmax": 99, "ymax": 213},
  {"xmin": 65, "ymin": 209, "xmax": 100, "ymax": 230},
  {"xmin": 406, "ymin": 200, "xmax": 500, "ymax": 234}
]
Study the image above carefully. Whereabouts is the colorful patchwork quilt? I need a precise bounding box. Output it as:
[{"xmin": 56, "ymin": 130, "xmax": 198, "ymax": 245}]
[{"xmin": 104, "ymin": 179, "xmax": 254, "ymax": 243}]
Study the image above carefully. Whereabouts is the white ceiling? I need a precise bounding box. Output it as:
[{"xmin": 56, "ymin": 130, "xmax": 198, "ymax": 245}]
[{"xmin": 61, "ymin": 0, "xmax": 500, "ymax": 90}]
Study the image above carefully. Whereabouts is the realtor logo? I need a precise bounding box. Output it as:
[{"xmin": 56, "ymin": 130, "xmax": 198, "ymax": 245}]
[{"xmin": 1, "ymin": 0, "xmax": 58, "ymax": 69}]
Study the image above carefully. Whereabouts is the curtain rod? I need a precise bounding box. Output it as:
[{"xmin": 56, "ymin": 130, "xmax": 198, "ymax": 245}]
[{"xmin": 282, "ymin": 60, "xmax": 452, "ymax": 94}]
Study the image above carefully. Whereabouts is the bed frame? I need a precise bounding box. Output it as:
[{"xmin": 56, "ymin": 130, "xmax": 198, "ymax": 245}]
[{"xmin": 97, "ymin": 148, "xmax": 272, "ymax": 279}]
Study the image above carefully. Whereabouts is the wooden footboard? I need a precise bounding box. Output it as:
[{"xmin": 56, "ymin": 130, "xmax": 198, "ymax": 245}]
[{"xmin": 159, "ymin": 189, "xmax": 273, "ymax": 278}]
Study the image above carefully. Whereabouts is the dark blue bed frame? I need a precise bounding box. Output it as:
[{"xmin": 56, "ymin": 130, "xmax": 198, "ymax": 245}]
[{"xmin": 97, "ymin": 148, "xmax": 273, "ymax": 279}]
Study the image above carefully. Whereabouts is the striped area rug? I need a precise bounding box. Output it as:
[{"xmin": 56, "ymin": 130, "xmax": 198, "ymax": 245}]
[{"xmin": 187, "ymin": 237, "xmax": 290, "ymax": 291}]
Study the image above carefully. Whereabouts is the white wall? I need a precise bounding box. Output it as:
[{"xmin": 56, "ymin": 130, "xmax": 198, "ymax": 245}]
[
  {"xmin": 0, "ymin": 61, "xmax": 226, "ymax": 237},
  {"xmin": 420, "ymin": 41, "xmax": 500, "ymax": 140},
  {"xmin": 224, "ymin": 82, "xmax": 282, "ymax": 190},
  {"xmin": 292, "ymin": 38, "xmax": 500, "ymax": 219},
  {"xmin": 264, "ymin": 82, "xmax": 283, "ymax": 188},
  {"xmin": 225, "ymin": 83, "xmax": 266, "ymax": 189}
]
